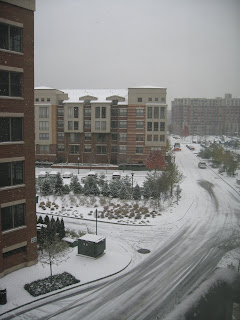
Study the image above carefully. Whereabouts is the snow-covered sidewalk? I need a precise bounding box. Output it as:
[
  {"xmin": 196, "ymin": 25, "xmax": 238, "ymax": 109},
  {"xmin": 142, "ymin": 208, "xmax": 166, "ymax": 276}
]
[{"xmin": 0, "ymin": 237, "xmax": 131, "ymax": 315}]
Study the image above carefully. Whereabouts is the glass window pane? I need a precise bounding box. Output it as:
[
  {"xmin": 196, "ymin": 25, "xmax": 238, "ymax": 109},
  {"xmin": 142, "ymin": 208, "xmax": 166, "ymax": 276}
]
[
  {"xmin": 0, "ymin": 162, "xmax": 11, "ymax": 187},
  {"xmin": 10, "ymin": 26, "xmax": 22, "ymax": 52},
  {"xmin": 0, "ymin": 23, "xmax": 8, "ymax": 50},
  {"xmin": 13, "ymin": 204, "xmax": 25, "ymax": 228},
  {"xmin": 0, "ymin": 118, "xmax": 10, "ymax": 142},
  {"xmin": 1, "ymin": 207, "xmax": 13, "ymax": 231},
  {"xmin": 11, "ymin": 118, "xmax": 23, "ymax": 141},
  {"xmin": 0, "ymin": 71, "xmax": 9, "ymax": 96},
  {"xmin": 10, "ymin": 72, "xmax": 22, "ymax": 97},
  {"xmin": 12, "ymin": 161, "xmax": 24, "ymax": 185}
]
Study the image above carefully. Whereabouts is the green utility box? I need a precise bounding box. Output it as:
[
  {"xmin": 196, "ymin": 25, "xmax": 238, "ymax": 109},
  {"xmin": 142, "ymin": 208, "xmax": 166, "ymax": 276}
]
[{"xmin": 78, "ymin": 234, "xmax": 106, "ymax": 258}]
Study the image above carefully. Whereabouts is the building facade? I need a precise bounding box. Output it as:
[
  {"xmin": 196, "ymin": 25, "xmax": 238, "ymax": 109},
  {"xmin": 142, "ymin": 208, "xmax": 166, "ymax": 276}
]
[
  {"xmin": 0, "ymin": 0, "xmax": 37, "ymax": 277},
  {"xmin": 171, "ymin": 94, "xmax": 240, "ymax": 136},
  {"xmin": 34, "ymin": 86, "xmax": 168, "ymax": 166}
]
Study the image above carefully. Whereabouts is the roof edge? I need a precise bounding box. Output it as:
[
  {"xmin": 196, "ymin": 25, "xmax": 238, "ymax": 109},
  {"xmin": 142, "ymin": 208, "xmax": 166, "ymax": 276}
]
[{"xmin": 1, "ymin": 0, "xmax": 36, "ymax": 11}]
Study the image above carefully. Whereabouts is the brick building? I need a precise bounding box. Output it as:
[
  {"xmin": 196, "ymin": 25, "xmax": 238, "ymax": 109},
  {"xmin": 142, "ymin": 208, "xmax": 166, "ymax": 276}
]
[
  {"xmin": 0, "ymin": 0, "xmax": 37, "ymax": 277},
  {"xmin": 34, "ymin": 86, "xmax": 168, "ymax": 166},
  {"xmin": 171, "ymin": 94, "xmax": 240, "ymax": 136}
]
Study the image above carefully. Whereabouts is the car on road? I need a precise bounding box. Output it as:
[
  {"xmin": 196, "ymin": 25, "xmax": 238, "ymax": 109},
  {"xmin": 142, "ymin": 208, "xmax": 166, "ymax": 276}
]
[{"xmin": 198, "ymin": 161, "xmax": 207, "ymax": 169}]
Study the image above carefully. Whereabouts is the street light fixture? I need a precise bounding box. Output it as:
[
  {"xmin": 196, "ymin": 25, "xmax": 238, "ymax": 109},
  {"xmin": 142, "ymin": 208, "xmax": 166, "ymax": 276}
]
[{"xmin": 77, "ymin": 157, "xmax": 80, "ymax": 174}]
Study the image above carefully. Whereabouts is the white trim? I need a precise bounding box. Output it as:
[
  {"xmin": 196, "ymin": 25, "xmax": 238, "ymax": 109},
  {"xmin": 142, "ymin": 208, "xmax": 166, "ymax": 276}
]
[
  {"xmin": 0, "ymin": 48, "xmax": 23, "ymax": 56},
  {"xmin": 1, "ymin": 198, "xmax": 26, "ymax": 208},
  {"xmin": 0, "ymin": 112, "xmax": 24, "ymax": 117},
  {"xmin": 0, "ymin": 156, "xmax": 24, "ymax": 163},
  {"xmin": 2, "ymin": 241, "xmax": 27, "ymax": 253},
  {"xmin": 0, "ymin": 65, "xmax": 23, "ymax": 72},
  {"xmin": 0, "ymin": 17, "xmax": 23, "ymax": 28},
  {"xmin": 0, "ymin": 184, "xmax": 25, "ymax": 191}
]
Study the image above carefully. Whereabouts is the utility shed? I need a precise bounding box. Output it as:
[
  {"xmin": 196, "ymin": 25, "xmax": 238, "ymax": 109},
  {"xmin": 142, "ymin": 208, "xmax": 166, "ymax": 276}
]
[{"xmin": 78, "ymin": 234, "xmax": 106, "ymax": 258}]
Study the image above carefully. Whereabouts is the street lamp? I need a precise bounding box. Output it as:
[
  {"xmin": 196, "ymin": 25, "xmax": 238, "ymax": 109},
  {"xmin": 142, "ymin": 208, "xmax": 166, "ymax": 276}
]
[
  {"xmin": 131, "ymin": 172, "xmax": 134, "ymax": 198},
  {"xmin": 77, "ymin": 157, "xmax": 80, "ymax": 174}
]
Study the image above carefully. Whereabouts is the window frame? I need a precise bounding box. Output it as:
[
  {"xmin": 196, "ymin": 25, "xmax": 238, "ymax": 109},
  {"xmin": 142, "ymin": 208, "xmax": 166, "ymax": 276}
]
[{"xmin": 1, "ymin": 203, "xmax": 25, "ymax": 232}]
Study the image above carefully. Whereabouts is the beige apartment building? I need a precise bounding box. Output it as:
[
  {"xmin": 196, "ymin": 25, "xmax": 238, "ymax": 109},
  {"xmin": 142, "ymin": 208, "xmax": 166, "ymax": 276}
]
[
  {"xmin": 34, "ymin": 86, "xmax": 167, "ymax": 166},
  {"xmin": 171, "ymin": 93, "xmax": 240, "ymax": 137}
]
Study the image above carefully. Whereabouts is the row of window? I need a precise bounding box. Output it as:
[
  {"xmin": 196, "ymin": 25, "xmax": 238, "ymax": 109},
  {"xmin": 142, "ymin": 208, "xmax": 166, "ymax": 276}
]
[
  {"xmin": 36, "ymin": 97, "xmax": 51, "ymax": 102},
  {"xmin": 147, "ymin": 122, "xmax": 165, "ymax": 132},
  {"xmin": 57, "ymin": 145, "xmax": 145, "ymax": 154},
  {"xmin": 138, "ymin": 97, "xmax": 165, "ymax": 103}
]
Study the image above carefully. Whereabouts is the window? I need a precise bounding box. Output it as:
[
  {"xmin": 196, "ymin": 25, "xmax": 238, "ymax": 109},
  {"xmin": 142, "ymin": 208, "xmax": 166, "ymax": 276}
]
[
  {"xmin": 101, "ymin": 121, "xmax": 106, "ymax": 131},
  {"xmin": 155, "ymin": 98, "xmax": 159, "ymax": 102},
  {"xmin": 160, "ymin": 122, "xmax": 165, "ymax": 131},
  {"xmin": 111, "ymin": 145, "xmax": 118, "ymax": 152},
  {"xmin": 84, "ymin": 120, "xmax": 91, "ymax": 129},
  {"xmin": 39, "ymin": 107, "xmax": 49, "ymax": 118},
  {"xmin": 154, "ymin": 122, "xmax": 159, "ymax": 131},
  {"xmin": 112, "ymin": 100, "xmax": 118, "ymax": 106},
  {"xmin": 0, "ymin": 161, "xmax": 24, "ymax": 188},
  {"xmin": 84, "ymin": 108, "xmax": 91, "ymax": 116},
  {"xmin": 111, "ymin": 133, "xmax": 117, "ymax": 140},
  {"xmin": 68, "ymin": 121, "xmax": 73, "ymax": 130},
  {"xmin": 147, "ymin": 107, "xmax": 152, "ymax": 118},
  {"xmin": 39, "ymin": 145, "xmax": 49, "ymax": 153},
  {"xmin": 111, "ymin": 109, "xmax": 118, "ymax": 117},
  {"xmin": 136, "ymin": 147, "xmax": 143, "ymax": 154},
  {"xmin": 68, "ymin": 107, "xmax": 73, "ymax": 118},
  {"xmin": 0, "ymin": 117, "xmax": 23, "ymax": 142},
  {"xmin": 57, "ymin": 108, "xmax": 64, "ymax": 116},
  {"xmin": 36, "ymin": 98, "xmax": 39, "ymax": 102},
  {"xmin": 70, "ymin": 145, "xmax": 80, "ymax": 154},
  {"xmin": 161, "ymin": 98, "xmax": 165, "ymax": 103},
  {"xmin": 154, "ymin": 107, "xmax": 159, "ymax": 119},
  {"xmin": 57, "ymin": 132, "xmax": 64, "ymax": 140},
  {"xmin": 119, "ymin": 108, "xmax": 127, "ymax": 117},
  {"xmin": 0, "ymin": 71, "xmax": 23, "ymax": 97},
  {"xmin": 138, "ymin": 97, "xmax": 142, "ymax": 102},
  {"xmin": 57, "ymin": 144, "xmax": 65, "ymax": 152},
  {"xmin": 147, "ymin": 135, "xmax": 152, "ymax": 141},
  {"xmin": 96, "ymin": 145, "xmax": 107, "ymax": 154},
  {"xmin": 119, "ymin": 145, "xmax": 126, "ymax": 154},
  {"xmin": 154, "ymin": 135, "xmax": 158, "ymax": 141},
  {"xmin": 95, "ymin": 121, "xmax": 100, "ymax": 130},
  {"xmin": 41, "ymin": 98, "xmax": 44, "ymax": 102},
  {"xmin": 160, "ymin": 107, "xmax": 165, "ymax": 119},
  {"xmin": 84, "ymin": 145, "xmax": 91, "ymax": 152},
  {"xmin": 39, "ymin": 121, "xmax": 49, "ymax": 130},
  {"xmin": 136, "ymin": 121, "xmax": 144, "ymax": 129},
  {"xmin": 148, "ymin": 98, "xmax": 152, "ymax": 102},
  {"xmin": 3, "ymin": 246, "xmax": 26, "ymax": 258},
  {"xmin": 111, "ymin": 121, "xmax": 118, "ymax": 128},
  {"xmin": 136, "ymin": 135, "xmax": 144, "ymax": 142},
  {"xmin": 57, "ymin": 120, "xmax": 64, "ymax": 128},
  {"xmin": 74, "ymin": 107, "xmax": 79, "ymax": 118},
  {"xmin": 120, "ymin": 133, "xmax": 127, "ymax": 142},
  {"xmin": 47, "ymin": 98, "xmax": 50, "ymax": 102},
  {"xmin": 74, "ymin": 121, "xmax": 79, "ymax": 130},
  {"xmin": 1, "ymin": 204, "xmax": 25, "ymax": 232},
  {"xmin": 70, "ymin": 133, "xmax": 80, "ymax": 143},
  {"xmin": 85, "ymin": 133, "xmax": 91, "ymax": 140},
  {"xmin": 102, "ymin": 107, "xmax": 106, "ymax": 118},
  {"xmin": 147, "ymin": 122, "xmax": 152, "ymax": 131},
  {"xmin": 97, "ymin": 133, "xmax": 106, "ymax": 142},
  {"xmin": 39, "ymin": 133, "xmax": 49, "ymax": 140},
  {"xmin": 120, "ymin": 121, "xmax": 127, "ymax": 129},
  {"xmin": 95, "ymin": 107, "xmax": 100, "ymax": 118},
  {"xmin": 151, "ymin": 147, "xmax": 161, "ymax": 151},
  {"xmin": 136, "ymin": 108, "xmax": 144, "ymax": 117},
  {"xmin": 0, "ymin": 23, "xmax": 22, "ymax": 52},
  {"xmin": 160, "ymin": 135, "xmax": 165, "ymax": 141}
]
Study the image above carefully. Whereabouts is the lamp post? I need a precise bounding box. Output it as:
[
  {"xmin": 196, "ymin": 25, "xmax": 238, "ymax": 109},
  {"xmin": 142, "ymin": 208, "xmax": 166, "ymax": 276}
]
[
  {"xmin": 95, "ymin": 209, "xmax": 98, "ymax": 235},
  {"xmin": 131, "ymin": 172, "xmax": 134, "ymax": 198},
  {"xmin": 77, "ymin": 157, "xmax": 80, "ymax": 174}
]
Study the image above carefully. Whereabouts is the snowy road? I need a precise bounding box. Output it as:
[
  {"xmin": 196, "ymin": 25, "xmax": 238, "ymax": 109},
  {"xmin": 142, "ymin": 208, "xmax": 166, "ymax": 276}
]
[{"xmin": 5, "ymin": 146, "xmax": 240, "ymax": 320}]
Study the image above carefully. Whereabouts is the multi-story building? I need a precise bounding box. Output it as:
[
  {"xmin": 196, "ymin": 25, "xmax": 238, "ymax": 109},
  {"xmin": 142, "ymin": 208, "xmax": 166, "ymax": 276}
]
[
  {"xmin": 34, "ymin": 86, "xmax": 168, "ymax": 166},
  {"xmin": 171, "ymin": 94, "xmax": 240, "ymax": 136},
  {"xmin": 0, "ymin": 0, "xmax": 37, "ymax": 277}
]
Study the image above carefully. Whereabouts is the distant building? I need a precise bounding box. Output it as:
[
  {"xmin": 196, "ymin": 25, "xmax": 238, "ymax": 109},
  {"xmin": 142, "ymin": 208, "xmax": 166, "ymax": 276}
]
[
  {"xmin": 34, "ymin": 86, "xmax": 168, "ymax": 166},
  {"xmin": 0, "ymin": 0, "xmax": 37, "ymax": 277},
  {"xmin": 171, "ymin": 94, "xmax": 240, "ymax": 136}
]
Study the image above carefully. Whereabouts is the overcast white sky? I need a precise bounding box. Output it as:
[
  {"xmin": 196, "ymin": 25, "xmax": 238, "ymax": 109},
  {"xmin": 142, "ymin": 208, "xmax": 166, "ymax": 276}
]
[{"xmin": 34, "ymin": 0, "xmax": 240, "ymax": 106}]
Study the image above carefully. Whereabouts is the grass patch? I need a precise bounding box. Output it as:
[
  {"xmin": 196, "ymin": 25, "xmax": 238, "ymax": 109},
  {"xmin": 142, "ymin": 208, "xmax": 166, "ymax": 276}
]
[{"xmin": 24, "ymin": 272, "xmax": 80, "ymax": 297}]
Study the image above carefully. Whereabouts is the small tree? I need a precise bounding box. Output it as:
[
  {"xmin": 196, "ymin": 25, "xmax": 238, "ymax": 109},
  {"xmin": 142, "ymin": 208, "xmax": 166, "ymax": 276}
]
[
  {"xmin": 54, "ymin": 173, "xmax": 63, "ymax": 196},
  {"xmin": 119, "ymin": 184, "xmax": 130, "ymax": 200},
  {"xmin": 38, "ymin": 235, "xmax": 70, "ymax": 283},
  {"xmin": 101, "ymin": 181, "xmax": 110, "ymax": 197},
  {"xmin": 40, "ymin": 179, "xmax": 52, "ymax": 196},
  {"xmin": 145, "ymin": 151, "xmax": 166, "ymax": 173},
  {"xmin": 70, "ymin": 175, "xmax": 82, "ymax": 194},
  {"xmin": 133, "ymin": 184, "xmax": 141, "ymax": 200}
]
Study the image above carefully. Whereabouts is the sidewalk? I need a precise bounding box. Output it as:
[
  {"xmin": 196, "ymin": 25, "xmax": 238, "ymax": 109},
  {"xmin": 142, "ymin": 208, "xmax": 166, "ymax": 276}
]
[{"xmin": 0, "ymin": 238, "xmax": 131, "ymax": 316}]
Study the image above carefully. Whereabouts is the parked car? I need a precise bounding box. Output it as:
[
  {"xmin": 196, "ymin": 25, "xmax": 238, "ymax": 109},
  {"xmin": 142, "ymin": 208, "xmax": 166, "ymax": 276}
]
[
  {"xmin": 49, "ymin": 171, "xmax": 58, "ymax": 177},
  {"xmin": 87, "ymin": 171, "xmax": 98, "ymax": 179},
  {"xmin": 112, "ymin": 172, "xmax": 121, "ymax": 180},
  {"xmin": 198, "ymin": 162, "xmax": 207, "ymax": 169},
  {"xmin": 63, "ymin": 171, "xmax": 72, "ymax": 178},
  {"xmin": 38, "ymin": 171, "xmax": 47, "ymax": 178}
]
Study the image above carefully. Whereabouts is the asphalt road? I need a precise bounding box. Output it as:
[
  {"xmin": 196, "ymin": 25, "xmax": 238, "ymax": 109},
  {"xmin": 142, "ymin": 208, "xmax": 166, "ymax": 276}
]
[{"xmin": 3, "ymin": 146, "xmax": 240, "ymax": 320}]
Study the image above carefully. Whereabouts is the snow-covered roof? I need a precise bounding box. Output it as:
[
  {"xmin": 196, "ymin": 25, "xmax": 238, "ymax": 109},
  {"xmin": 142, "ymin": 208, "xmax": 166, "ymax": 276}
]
[
  {"xmin": 79, "ymin": 234, "xmax": 105, "ymax": 243},
  {"xmin": 61, "ymin": 89, "xmax": 128, "ymax": 104},
  {"xmin": 35, "ymin": 86, "xmax": 56, "ymax": 90},
  {"xmin": 129, "ymin": 85, "xmax": 167, "ymax": 89}
]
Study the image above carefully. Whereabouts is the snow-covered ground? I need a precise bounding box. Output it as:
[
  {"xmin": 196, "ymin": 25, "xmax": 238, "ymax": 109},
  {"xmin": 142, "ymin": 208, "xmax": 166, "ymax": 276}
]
[{"xmin": 1, "ymin": 136, "xmax": 240, "ymax": 319}]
